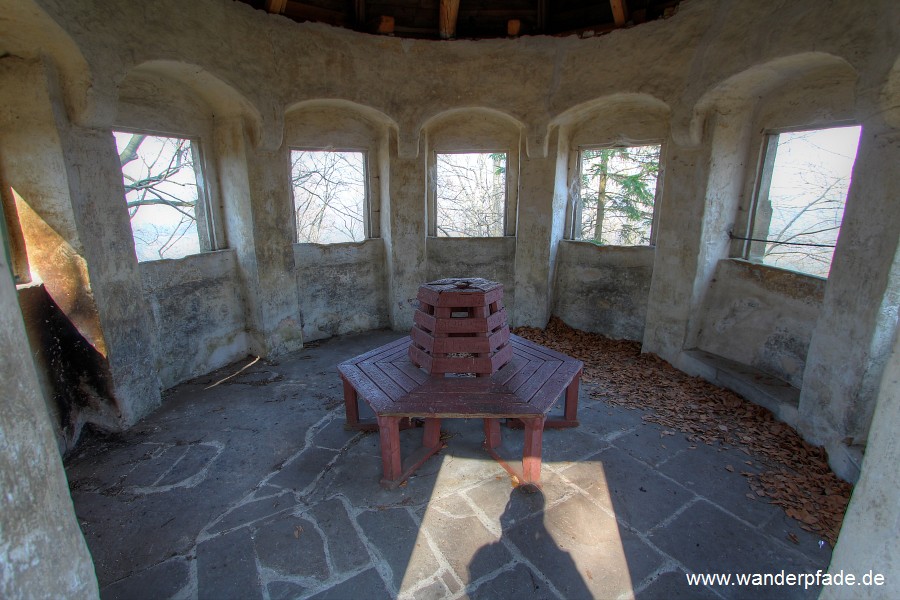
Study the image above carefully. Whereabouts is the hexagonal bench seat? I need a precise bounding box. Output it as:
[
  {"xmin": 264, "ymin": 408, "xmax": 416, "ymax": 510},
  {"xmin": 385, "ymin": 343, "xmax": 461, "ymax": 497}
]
[{"xmin": 337, "ymin": 334, "xmax": 583, "ymax": 489}]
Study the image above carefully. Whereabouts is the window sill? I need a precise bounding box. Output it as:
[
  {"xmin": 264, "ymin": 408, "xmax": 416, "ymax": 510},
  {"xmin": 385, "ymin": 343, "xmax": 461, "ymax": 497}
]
[{"xmin": 731, "ymin": 258, "xmax": 828, "ymax": 282}]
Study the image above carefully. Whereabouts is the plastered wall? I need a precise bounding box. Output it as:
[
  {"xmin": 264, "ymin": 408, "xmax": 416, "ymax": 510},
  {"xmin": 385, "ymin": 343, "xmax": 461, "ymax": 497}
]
[
  {"xmin": 0, "ymin": 0, "xmax": 895, "ymax": 471},
  {"xmin": 2, "ymin": 0, "xmax": 900, "ymax": 591}
]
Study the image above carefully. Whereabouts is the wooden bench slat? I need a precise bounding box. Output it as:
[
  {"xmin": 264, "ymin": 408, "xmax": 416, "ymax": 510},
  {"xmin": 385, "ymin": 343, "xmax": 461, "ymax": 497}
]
[
  {"xmin": 511, "ymin": 359, "xmax": 564, "ymax": 403},
  {"xmin": 337, "ymin": 364, "xmax": 393, "ymax": 412},
  {"xmin": 502, "ymin": 352, "xmax": 549, "ymax": 394},
  {"xmin": 530, "ymin": 361, "xmax": 584, "ymax": 407},
  {"xmin": 491, "ymin": 355, "xmax": 529, "ymax": 386},
  {"xmin": 375, "ymin": 360, "xmax": 421, "ymax": 394},
  {"xmin": 356, "ymin": 360, "xmax": 407, "ymax": 404}
]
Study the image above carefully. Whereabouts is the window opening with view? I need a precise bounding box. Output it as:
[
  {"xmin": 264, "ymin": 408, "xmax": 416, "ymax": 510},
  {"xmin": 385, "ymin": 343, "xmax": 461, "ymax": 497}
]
[
  {"xmin": 290, "ymin": 150, "xmax": 367, "ymax": 244},
  {"xmin": 574, "ymin": 144, "xmax": 661, "ymax": 246},
  {"xmin": 435, "ymin": 152, "xmax": 507, "ymax": 237},
  {"xmin": 114, "ymin": 132, "xmax": 208, "ymax": 262},
  {"xmin": 746, "ymin": 125, "xmax": 861, "ymax": 278}
]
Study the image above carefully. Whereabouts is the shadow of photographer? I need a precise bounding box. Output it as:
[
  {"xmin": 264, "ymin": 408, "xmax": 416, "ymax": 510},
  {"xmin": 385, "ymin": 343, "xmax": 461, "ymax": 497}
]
[{"xmin": 467, "ymin": 485, "xmax": 593, "ymax": 599}]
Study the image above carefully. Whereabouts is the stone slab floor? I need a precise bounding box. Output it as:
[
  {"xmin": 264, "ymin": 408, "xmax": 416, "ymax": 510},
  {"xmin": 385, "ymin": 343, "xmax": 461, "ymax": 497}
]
[{"xmin": 66, "ymin": 330, "xmax": 834, "ymax": 599}]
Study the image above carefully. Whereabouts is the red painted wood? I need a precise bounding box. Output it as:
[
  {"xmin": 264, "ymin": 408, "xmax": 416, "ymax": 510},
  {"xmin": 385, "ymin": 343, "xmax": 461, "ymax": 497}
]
[
  {"xmin": 434, "ymin": 307, "xmax": 452, "ymax": 318},
  {"xmin": 377, "ymin": 416, "xmax": 402, "ymax": 481},
  {"xmin": 410, "ymin": 325, "xmax": 435, "ymax": 352},
  {"xmin": 421, "ymin": 308, "xmax": 508, "ymax": 334},
  {"xmin": 423, "ymin": 418, "xmax": 442, "ymax": 449},
  {"xmin": 378, "ymin": 360, "xmax": 426, "ymax": 392},
  {"xmin": 356, "ymin": 361, "xmax": 408, "ymax": 405},
  {"xmin": 511, "ymin": 359, "xmax": 563, "ymax": 400},
  {"xmin": 522, "ymin": 416, "xmax": 545, "ymax": 483},
  {"xmin": 340, "ymin": 331, "xmax": 582, "ymax": 488},
  {"xmin": 414, "ymin": 311, "xmax": 437, "ymax": 333},
  {"xmin": 431, "ymin": 355, "xmax": 493, "ymax": 374},
  {"xmin": 488, "ymin": 328, "xmax": 510, "ymax": 352},
  {"xmin": 416, "ymin": 287, "xmax": 441, "ymax": 306},
  {"xmin": 483, "ymin": 418, "xmax": 502, "ymax": 449},
  {"xmin": 342, "ymin": 375, "xmax": 360, "ymax": 426},
  {"xmin": 408, "ymin": 345, "xmax": 433, "ymax": 372},
  {"xmin": 415, "ymin": 286, "xmax": 505, "ymax": 308},
  {"xmin": 564, "ymin": 367, "xmax": 582, "ymax": 422},
  {"xmin": 338, "ymin": 364, "xmax": 391, "ymax": 411},
  {"xmin": 432, "ymin": 336, "xmax": 491, "ymax": 354},
  {"xmin": 489, "ymin": 344, "xmax": 514, "ymax": 371}
]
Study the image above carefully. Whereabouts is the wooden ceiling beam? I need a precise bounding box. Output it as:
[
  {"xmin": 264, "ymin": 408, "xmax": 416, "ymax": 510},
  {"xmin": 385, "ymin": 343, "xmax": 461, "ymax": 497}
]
[
  {"xmin": 439, "ymin": 0, "xmax": 461, "ymax": 39},
  {"xmin": 283, "ymin": 1, "xmax": 346, "ymax": 26},
  {"xmin": 610, "ymin": 0, "xmax": 629, "ymax": 27},
  {"xmin": 265, "ymin": 0, "xmax": 287, "ymax": 15}
]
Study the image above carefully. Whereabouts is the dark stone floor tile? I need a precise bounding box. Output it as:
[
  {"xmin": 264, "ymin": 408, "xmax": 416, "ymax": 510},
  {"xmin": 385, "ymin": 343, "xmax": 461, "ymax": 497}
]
[
  {"xmin": 657, "ymin": 443, "xmax": 778, "ymax": 526},
  {"xmin": 648, "ymin": 500, "xmax": 820, "ymax": 599},
  {"xmin": 540, "ymin": 426, "xmax": 611, "ymax": 463},
  {"xmin": 100, "ymin": 557, "xmax": 190, "ymax": 600},
  {"xmin": 758, "ymin": 509, "xmax": 833, "ymax": 566},
  {"xmin": 507, "ymin": 492, "xmax": 663, "ymax": 599},
  {"xmin": 306, "ymin": 568, "xmax": 392, "ymax": 600},
  {"xmin": 68, "ymin": 331, "xmax": 839, "ymax": 600},
  {"xmin": 467, "ymin": 563, "xmax": 556, "ymax": 600},
  {"xmin": 637, "ymin": 569, "xmax": 721, "ymax": 599},
  {"xmin": 463, "ymin": 473, "xmax": 569, "ymax": 527},
  {"xmin": 611, "ymin": 424, "xmax": 694, "ymax": 468},
  {"xmin": 267, "ymin": 580, "xmax": 307, "ymax": 600},
  {"xmin": 420, "ymin": 502, "xmax": 511, "ymax": 583},
  {"xmin": 205, "ymin": 491, "xmax": 294, "ymax": 536},
  {"xmin": 560, "ymin": 446, "xmax": 694, "ymax": 533},
  {"xmin": 196, "ymin": 528, "xmax": 262, "ymax": 600},
  {"xmin": 254, "ymin": 512, "xmax": 328, "ymax": 579},
  {"xmin": 308, "ymin": 498, "xmax": 372, "ymax": 573},
  {"xmin": 267, "ymin": 446, "xmax": 339, "ymax": 492},
  {"xmin": 357, "ymin": 507, "xmax": 440, "ymax": 593}
]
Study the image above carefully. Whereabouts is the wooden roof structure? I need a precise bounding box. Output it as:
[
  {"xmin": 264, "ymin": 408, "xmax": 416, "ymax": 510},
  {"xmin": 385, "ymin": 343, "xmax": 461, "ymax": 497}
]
[{"xmin": 237, "ymin": 0, "xmax": 681, "ymax": 40}]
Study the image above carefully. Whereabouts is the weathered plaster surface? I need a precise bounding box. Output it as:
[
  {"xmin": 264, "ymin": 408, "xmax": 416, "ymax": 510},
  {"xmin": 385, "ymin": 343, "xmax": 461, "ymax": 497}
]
[
  {"xmin": 140, "ymin": 250, "xmax": 249, "ymax": 389},
  {"xmin": 16, "ymin": 283, "xmax": 116, "ymax": 453},
  {"xmin": 554, "ymin": 242, "xmax": 654, "ymax": 341},
  {"xmin": 0, "ymin": 0, "xmax": 899, "ymax": 588},
  {"xmin": 1, "ymin": 223, "xmax": 98, "ymax": 598},
  {"xmin": 694, "ymin": 260, "xmax": 824, "ymax": 388},
  {"xmin": 799, "ymin": 122, "xmax": 900, "ymax": 479},
  {"xmin": 294, "ymin": 240, "xmax": 389, "ymax": 341},
  {"xmin": 823, "ymin": 314, "xmax": 900, "ymax": 599}
]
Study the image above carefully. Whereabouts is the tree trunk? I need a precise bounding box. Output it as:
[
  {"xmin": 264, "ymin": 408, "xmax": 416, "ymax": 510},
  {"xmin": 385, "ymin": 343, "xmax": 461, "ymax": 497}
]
[{"xmin": 593, "ymin": 152, "xmax": 609, "ymax": 242}]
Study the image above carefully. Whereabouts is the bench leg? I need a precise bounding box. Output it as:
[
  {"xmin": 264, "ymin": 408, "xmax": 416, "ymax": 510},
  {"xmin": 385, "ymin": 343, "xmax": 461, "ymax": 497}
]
[
  {"xmin": 342, "ymin": 375, "xmax": 360, "ymax": 427},
  {"xmin": 483, "ymin": 418, "xmax": 502, "ymax": 449},
  {"xmin": 522, "ymin": 416, "xmax": 546, "ymax": 484},
  {"xmin": 563, "ymin": 368, "xmax": 581, "ymax": 422},
  {"xmin": 543, "ymin": 368, "xmax": 582, "ymax": 429},
  {"xmin": 376, "ymin": 416, "xmax": 402, "ymax": 483},
  {"xmin": 423, "ymin": 418, "xmax": 442, "ymax": 449}
]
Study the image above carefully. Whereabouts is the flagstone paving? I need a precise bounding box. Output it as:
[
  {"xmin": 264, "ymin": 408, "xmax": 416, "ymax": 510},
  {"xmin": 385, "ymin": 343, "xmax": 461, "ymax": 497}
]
[{"xmin": 66, "ymin": 330, "xmax": 833, "ymax": 599}]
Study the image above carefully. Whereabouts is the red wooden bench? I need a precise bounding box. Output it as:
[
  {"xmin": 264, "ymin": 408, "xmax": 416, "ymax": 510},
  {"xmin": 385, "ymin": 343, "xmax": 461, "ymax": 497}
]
[{"xmin": 338, "ymin": 334, "xmax": 583, "ymax": 489}]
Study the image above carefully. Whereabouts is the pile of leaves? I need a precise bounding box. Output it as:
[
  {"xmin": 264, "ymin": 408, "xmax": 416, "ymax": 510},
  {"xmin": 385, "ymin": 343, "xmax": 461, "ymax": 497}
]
[{"xmin": 512, "ymin": 317, "xmax": 852, "ymax": 546}]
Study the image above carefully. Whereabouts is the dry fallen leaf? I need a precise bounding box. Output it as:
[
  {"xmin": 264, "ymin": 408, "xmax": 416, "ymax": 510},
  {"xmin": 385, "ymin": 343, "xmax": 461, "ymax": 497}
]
[{"xmin": 513, "ymin": 317, "xmax": 852, "ymax": 546}]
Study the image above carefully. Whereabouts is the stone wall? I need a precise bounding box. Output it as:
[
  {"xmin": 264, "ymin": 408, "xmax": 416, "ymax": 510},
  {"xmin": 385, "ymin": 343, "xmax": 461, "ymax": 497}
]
[
  {"xmin": 1, "ymin": 0, "xmax": 900, "ymax": 590},
  {"xmin": 553, "ymin": 242, "xmax": 654, "ymax": 341}
]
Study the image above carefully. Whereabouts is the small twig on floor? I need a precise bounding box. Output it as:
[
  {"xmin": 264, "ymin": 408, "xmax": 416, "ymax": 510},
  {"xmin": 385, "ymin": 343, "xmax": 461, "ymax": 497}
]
[{"xmin": 204, "ymin": 356, "xmax": 261, "ymax": 390}]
